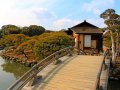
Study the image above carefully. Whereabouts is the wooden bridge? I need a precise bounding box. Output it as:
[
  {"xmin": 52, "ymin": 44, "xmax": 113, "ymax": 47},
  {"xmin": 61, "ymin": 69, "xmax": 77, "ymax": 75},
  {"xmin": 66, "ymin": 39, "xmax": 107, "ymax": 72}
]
[{"xmin": 7, "ymin": 47, "xmax": 111, "ymax": 90}]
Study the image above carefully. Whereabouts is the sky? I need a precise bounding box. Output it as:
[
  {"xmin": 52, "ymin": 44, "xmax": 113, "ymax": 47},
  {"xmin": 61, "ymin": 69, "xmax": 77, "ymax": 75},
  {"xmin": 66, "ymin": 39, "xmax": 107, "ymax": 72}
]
[{"xmin": 0, "ymin": 0, "xmax": 120, "ymax": 30}]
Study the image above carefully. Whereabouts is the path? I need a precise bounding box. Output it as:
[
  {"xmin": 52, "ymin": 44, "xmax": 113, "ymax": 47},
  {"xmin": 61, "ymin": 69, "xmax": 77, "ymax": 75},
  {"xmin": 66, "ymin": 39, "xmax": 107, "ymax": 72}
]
[{"xmin": 23, "ymin": 55, "xmax": 103, "ymax": 90}]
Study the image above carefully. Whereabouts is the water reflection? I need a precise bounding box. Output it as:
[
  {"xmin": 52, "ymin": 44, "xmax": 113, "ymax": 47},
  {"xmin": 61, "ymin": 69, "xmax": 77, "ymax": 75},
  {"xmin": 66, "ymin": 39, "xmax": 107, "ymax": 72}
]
[
  {"xmin": 108, "ymin": 80, "xmax": 120, "ymax": 90},
  {"xmin": 1, "ymin": 60, "xmax": 30, "ymax": 79},
  {"xmin": 0, "ymin": 57, "xmax": 30, "ymax": 90}
]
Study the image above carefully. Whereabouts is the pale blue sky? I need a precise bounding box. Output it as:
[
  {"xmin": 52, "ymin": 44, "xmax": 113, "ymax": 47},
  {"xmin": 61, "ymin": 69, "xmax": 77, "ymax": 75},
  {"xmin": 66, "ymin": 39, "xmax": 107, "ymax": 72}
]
[{"xmin": 0, "ymin": 0, "xmax": 119, "ymax": 30}]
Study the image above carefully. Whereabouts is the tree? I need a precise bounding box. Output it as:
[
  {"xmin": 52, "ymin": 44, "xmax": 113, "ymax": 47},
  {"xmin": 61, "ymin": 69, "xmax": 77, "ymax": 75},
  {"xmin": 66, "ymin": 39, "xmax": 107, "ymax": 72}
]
[
  {"xmin": 21, "ymin": 25, "xmax": 45, "ymax": 36},
  {"xmin": 20, "ymin": 26, "xmax": 29, "ymax": 36},
  {"xmin": 1, "ymin": 25, "xmax": 21, "ymax": 36},
  {"xmin": 100, "ymin": 9, "xmax": 120, "ymax": 61},
  {"xmin": 34, "ymin": 32, "xmax": 72, "ymax": 59},
  {"xmin": 29, "ymin": 25, "xmax": 45, "ymax": 36},
  {"xmin": 0, "ymin": 34, "xmax": 27, "ymax": 49},
  {"xmin": 0, "ymin": 30, "xmax": 2, "ymax": 38},
  {"xmin": 0, "ymin": 24, "xmax": 45, "ymax": 37}
]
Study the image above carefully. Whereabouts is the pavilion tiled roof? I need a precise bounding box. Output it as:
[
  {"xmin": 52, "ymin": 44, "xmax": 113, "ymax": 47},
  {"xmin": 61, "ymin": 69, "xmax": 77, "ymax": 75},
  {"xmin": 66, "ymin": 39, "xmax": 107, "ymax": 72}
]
[
  {"xmin": 71, "ymin": 20, "xmax": 99, "ymax": 29},
  {"xmin": 70, "ymin": 20, "xmax": 103, "ymax": 34}
]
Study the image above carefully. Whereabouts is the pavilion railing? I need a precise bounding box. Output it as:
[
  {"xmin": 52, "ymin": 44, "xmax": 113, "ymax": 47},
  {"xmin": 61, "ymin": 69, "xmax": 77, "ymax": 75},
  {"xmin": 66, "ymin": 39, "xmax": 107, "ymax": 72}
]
[{"xmin": 7, "ymin": 47, "xmax": 73, "ymax": 90}]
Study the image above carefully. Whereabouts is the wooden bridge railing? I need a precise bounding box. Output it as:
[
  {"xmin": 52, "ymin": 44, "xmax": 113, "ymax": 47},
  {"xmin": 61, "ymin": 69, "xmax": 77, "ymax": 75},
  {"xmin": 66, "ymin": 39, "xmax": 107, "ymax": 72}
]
[
  {"xmin": 94, "ymin": 49, "xmax": 111, "ymax": 90},
  {"xmin": 7, "ymin": 47, "xmax": 73, "ymax": 90}
]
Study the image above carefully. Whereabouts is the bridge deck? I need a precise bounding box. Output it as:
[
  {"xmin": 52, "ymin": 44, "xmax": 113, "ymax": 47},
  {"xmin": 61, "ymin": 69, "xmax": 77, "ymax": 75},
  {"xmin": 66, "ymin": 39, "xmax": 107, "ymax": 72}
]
[{"xmin": 38, "ymin": 55, "xmax": 103, "ymax": 90}]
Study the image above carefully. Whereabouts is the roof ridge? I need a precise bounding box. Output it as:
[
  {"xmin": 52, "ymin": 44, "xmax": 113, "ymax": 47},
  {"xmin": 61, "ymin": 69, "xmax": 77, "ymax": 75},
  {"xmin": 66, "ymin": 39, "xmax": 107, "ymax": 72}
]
[{"xmin": 70, "ymin": 20, "xmax": 99, "ymax": 29}]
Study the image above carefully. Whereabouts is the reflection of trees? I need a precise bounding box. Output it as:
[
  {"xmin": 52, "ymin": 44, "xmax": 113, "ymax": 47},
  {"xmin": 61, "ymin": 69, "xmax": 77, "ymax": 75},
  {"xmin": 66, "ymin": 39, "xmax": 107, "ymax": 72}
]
[{"xmin": 1, "ymin": 60, "xmax": 30, "ymax": 79}]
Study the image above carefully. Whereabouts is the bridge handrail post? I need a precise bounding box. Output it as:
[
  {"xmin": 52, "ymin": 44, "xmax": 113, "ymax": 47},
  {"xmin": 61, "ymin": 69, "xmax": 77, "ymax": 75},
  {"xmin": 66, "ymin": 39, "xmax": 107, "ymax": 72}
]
[
  {"xmin": 76, "ymin": 48, "xmax": 86, "ymax": 55},
  {"xmin": 53, "ymin": 51, "xmax": 61, "ymax": 65},
  {"xmin": 77, "ymin": 48, "xmax": 80, "ymax": 55},
  {"xmin": 68, "ymin": 46, "xmax": 73, "ymax": 56},
  {"xmin": 103, "ymin": 59, "xmax": 106, "ymax": 70},
  {"xmin": 53, "ymin": 47, "xmax": 71, "ymax": 64},
  {"xmin": 103, "ymin": 49, "xmax": 110, "ymax": 70}
]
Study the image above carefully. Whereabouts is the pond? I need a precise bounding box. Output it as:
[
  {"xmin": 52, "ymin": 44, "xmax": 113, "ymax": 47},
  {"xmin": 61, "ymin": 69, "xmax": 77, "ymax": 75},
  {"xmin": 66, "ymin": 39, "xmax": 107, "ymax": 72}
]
[
  {"xmin": 0, "ymin": 56, "xmax": 30, "ymax": 90},
  {"xmin": 108, "ymin": 79, "xmax": 120, "ymax": 90}
]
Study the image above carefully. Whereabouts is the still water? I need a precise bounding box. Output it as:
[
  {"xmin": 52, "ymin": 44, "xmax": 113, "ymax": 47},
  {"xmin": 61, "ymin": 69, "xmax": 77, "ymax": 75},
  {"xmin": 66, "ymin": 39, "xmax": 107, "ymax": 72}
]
[
  {"xmin": 0, "ymin": 57, "xmax": 30, "ymax": 90},
  {"xmin": 108, "ymin": 80, "xmax": 120, "ymax": 90}
]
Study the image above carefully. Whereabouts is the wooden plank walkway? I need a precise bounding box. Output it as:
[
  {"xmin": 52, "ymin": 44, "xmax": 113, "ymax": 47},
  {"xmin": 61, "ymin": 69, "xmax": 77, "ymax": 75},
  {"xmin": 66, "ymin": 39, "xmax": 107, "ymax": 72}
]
[{"xmin": 39, "ymin": 55, "xmax": 103, "ymax": 90}]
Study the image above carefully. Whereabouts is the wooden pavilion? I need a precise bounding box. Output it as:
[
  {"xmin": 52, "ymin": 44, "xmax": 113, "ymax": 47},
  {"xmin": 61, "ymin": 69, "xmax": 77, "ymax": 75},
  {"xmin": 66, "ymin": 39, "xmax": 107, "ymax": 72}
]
[{"xmin": 69, "ymin": 20, "xmax": 103, "ymax": 53}]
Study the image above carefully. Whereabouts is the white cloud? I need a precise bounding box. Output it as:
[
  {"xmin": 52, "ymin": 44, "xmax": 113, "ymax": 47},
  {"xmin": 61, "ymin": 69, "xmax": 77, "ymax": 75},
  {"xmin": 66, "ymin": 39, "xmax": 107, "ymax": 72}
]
[
  {"xmin": 32, "ymin": 8, "xmax": 56, "ymax": 21},
  {"xmin": 11, "ymin": 0, "xmax": 56, "ymax": 8},
  {"xmin": 87, "ymin": 18, "xmax": 106, "ymax": 28},
  {"xmin": 82, "ymin": 0, "xmax": 115, "ymax": 28},
  {"xmin": 52, "ymin": 18, "xmax": 107, "ymax": 30},
  {"xmin": 53, "ymin": 18, "xmax": 82, "ymax": 30},
  {"xmin": 82, "ymin": 0, "xmax": 115, "ymax": 15},
  {"xmin": 0, "ymin": 0, "xmax": 56, "ymax": 29}
]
